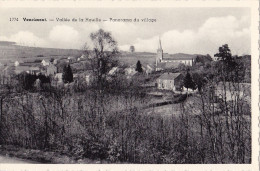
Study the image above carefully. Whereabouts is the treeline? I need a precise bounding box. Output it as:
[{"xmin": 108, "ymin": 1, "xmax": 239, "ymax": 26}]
[
  {"xmin": 0, "ymin": 80, "xmax": 250, "ymax": 163},
  {"xmin": 0, "ymin": 62, "xmax": 251, "ymax": 164}
]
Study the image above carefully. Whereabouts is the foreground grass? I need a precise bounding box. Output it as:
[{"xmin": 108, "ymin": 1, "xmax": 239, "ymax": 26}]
[{"xmin": 0, "ymin": 145, "xmax": 117, "ymax": 164}]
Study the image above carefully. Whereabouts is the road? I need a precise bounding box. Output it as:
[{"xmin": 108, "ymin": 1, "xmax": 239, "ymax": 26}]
[{"xmin": 0, "ymin": 155, "xmax": 39, "ymax": 164}]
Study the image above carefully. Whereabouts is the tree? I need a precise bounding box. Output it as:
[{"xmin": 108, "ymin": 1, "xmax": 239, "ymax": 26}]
[
  {"xmin": 84, "ymin": 29, "xmax": 119, "ymax": 88},
  {"xmin": 135, "ymin": 60, "xmax": 143, "ymax": 73},
  {"xmin": 50, "ymin": 58, "xmax": 54, "ymax": 63},
  {"xmin": 192, "ymin": 72, "xmax": 207, "ymax": 92},
  {"xmin": 17, "ymin": 72, "xmax": 38, "ymax": 91},
  {"xmin": 62, "ymin": 64, "xmax": 73, "ymax": 83},
  {"xmin": 130, "ymin": 45, "xmax": 135, "ymax": 53},
  {"xmin": 178, "ymin": 63, "xmax": 186, "ymax": 71},
  {"xmin": 183, "ymin": 72, "xmax": 196, "ymax": 91},
  {"xmin": 214, "ymin": 44, "xmax": 232, "ymax": 62},
  {"xmin": 214, "ymin": 44, "xmax": 241, "ymax": 82},
  {"xmin": 194, "ymin": 54, "xmax": 212, "ymax": 65}
]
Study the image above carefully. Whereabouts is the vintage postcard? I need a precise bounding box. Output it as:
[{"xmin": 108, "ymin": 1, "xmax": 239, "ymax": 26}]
[{"xmin": 0, "ymin": 0, "xmax": 259, "ymax": 171}]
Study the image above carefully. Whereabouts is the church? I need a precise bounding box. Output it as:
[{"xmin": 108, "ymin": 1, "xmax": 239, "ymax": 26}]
[{"xmin": 155, "ymin": 38, "xmax": 195, "ymax": 71}]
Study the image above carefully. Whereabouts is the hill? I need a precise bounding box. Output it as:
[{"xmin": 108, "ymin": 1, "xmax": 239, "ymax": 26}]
[
  {"xmin": 0, "ymin": 41, "xmax": 211, "ymax": 68},
  {"xmin": 0, "ymin": 41, "xmax": 82, "ymax": 64}
]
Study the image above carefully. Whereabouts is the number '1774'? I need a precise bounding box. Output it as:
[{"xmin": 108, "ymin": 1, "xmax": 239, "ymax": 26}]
[{"xmin": 10, "ymin": 18, "xmax": 18, "ymax": 21}]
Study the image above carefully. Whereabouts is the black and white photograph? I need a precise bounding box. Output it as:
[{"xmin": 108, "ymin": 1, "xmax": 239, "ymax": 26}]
[{"xmin": 0, "ymin": 0, "xmax": 259, "ymax": 170}]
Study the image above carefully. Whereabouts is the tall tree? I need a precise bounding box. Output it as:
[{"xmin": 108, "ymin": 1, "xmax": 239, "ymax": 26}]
[
  {"xmin": 183, "ymin": 72, "xmax": 196, "ymax": 91},
  {"xmin": 135, "ymin": 60, "xmax": 143, "ymax": 73},
  {"xmin": 192, "ymin": 72, "xmax": 207, "ymax": 92},
  {"xmin": 62, "ymin": 64, "xmax": 73, "ymax": 83},
  {"xmin": 214, "ymin": 44, "xmax": 232, "ymax": 62},
  {"xmin": 84, "ymin": 29, "xmax": 119, "ymax": 88},
  {"xmin": 130, "ymin": 45, "xmax": 135, "ymax": 53},
  {"xmin": 214, "ymin": 44, "xmax": 240, "ymax": 82}
]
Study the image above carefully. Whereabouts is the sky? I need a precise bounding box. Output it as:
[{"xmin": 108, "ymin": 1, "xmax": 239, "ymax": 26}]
[{"xmin": 0, "ymin": 8, "xmax": 251, "ymax": 56}]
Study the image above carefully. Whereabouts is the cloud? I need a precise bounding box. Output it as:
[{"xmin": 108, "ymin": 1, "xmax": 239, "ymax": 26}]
[
  {"xmin": 0, "ymin": 15, "xmax": 250, "ymax": 56},
  {"xmin": 103, "ymin": 22, "xmax": 139, "ymax": 44},
  {"xmin": 49, "ymin": 25, "xmax": 81, "ymax": 49},
  {"xmin": 119, "ymin": 15, "xmax": 250, "ymax": 56},
  {"xmin": 0, "ymin": 31, "xmax": 47, "ymax": 47}
]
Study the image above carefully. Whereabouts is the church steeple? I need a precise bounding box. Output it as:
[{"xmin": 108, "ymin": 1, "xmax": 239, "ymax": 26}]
[
  {"xmin": 156, "ymin": 37, "xmax": 163, "ymax": 66},
  {"xmin": 158, "ymin": 37, "xmax": 162, "ymax": 50}
]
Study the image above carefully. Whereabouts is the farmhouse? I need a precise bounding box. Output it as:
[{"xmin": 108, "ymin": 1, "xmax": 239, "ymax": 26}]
[
  {"xmin": 53, "ymin": 59, "xmax": 58, "ymax": 65},
  {"xmin": 214, "ymin": 82, "xmax": 250, "ymax": 102},
  {"xmin": 155, "ymin": 38, "xmax": 196, "ymax": 71},
  {"xmin": 143, "ymin": 64, "xmax": 154, "ymax": 75},
  {"xmin": 14, "ymin": 60, "xmax": 24, "ymax": 67},
  {"xmin": 41, "ymin": 59, "xmax": 50, "ymax": 66},
  {"xmin": 46, "ymin": 63, "xmax": 57, "ymax": 76},
  {"xmin": 124, "ymin": 65, "xmax": 138, "ymax": 79},
  {"xmin": 54, "ymin": 73, "xmax": 63, "ymax": 83},
  {"xmin": 73, "ymin": 71, "xmax": 93, "ymax": 85},
  {"xmin": 68, "ymin": 56, "xmax": 77, "ymax": 63},
  {"xmin": 156, "ymin": 72, "xmax": 184, "ymax": 91},
  {"xmin": 15, "ymin": 66, "xmax": 40, "ymax": 75}
]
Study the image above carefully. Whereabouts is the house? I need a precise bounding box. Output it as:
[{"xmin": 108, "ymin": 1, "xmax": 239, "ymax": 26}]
[
  {"xmin": 29, "ymin": 67, "xmax": 41, "ymax": 75},
  {"xmin": 41, "ymin": 59, "xmax": 50, "ymax": 66},
  {"xmin": 53, "ymin": 59, "xmax": 58, "ymax": 65},
  {"xmin": 124, "ymin": 65, "xmax": 137, "ymax": 79},
  {"xmin": 54, "ymin": 73, "xmax": 63, "ymax": 83},
  {"xmin": 144, "ymin": 64, "xmax": 154, "ymax": 75},
  {"xmin": 81, "ymin": 71, "xmax": 93, "ymax": 85},
  {"xmin": 156, "ymin": 72, "xmax": 184, "ymax": 91},
  {"xmin": 14, "ymin": 60, "xmax": 24, "ymax": 67},
  {"xmin": 68, "ymin": 56, "xmax": 77, "ymax": 63},
  {"xmin": 214, "ymin": 82, "xmax": 247, "ymax": 102},
  {"xmin": 77, "ymin": 55, "xmax": 87, "ymax": 61},
  {"xmin": 80, "ymin": 54, "xmax": 87, "ymax": 59},
  {"xmin": 15, "ymin": 66, "xmax": 30, "ymax": 74},
  {"xmin": 46, "ymin": 63, "xmax": 57, "ymax": 76},
  {"xmin": 14, "ymin": 66, "xmax": 40, "ymax": 75},
  {"xmin": 108, "ymin": 67, "xmax": 119, "ymax": 76},
  {"xmin": 73, "ymin": 71, "xmax": 93, "ymax": 85},
  {"xmin": 155, "ymin": 38, "xmax": 196, "ymax": 71}
]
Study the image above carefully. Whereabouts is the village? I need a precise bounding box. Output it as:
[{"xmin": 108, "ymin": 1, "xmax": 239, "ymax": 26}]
[
  {"xmin": 0, "ymin": 34, "xmax": 251, "ymax": 164},
  {"xmin": 0, "ymin": 38, "xmax": 250, "ymax": 106},
  {"xmin": 0, "ymin": 38, "xmax": 214, "ymax": 92}
]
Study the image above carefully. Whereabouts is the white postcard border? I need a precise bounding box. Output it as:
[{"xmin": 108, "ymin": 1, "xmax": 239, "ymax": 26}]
[{"xmin": 0, "ymin": 1, "xmax": 258, "ymax": 171}]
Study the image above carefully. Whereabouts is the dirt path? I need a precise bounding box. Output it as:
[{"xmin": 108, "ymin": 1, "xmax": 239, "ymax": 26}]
[{"xmin": 0, "ymin": 155, "xmax": 39, "ymax": 164}]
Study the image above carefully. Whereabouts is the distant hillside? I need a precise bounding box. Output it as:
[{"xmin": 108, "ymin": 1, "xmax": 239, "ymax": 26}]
[
  {"xmin": 0, "ymin": 41, "xmax": 82, "ymax": 64},
  {"xmin": 169, "ymin": 53, "xmax": 198, "ymax": 58},
  {"xmin": 118, "ymin": 51, "xmax": 210, "ymax": 67},
  {"xmin": 0, "ymin": 42, "xmax": 211, "ymax": 67},
  {"xmin": 0, "ymin": 41, "xmax": 16, "ymax": 46}
]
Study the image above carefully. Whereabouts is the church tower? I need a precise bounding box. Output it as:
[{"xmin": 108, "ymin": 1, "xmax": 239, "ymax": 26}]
[{"xmin": 156, "ymin": 37, "xmax": 163, "ymax": 66}]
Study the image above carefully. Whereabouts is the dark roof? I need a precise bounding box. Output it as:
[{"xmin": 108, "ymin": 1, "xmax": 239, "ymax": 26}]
[
  {"xmin": 157, "ymin": 73, "xmax": 181, "ymax": 80},
  {"xmin": 15, "ymin": 66, "xmax": 30, "ymax": 70},
  {"xmin": 30, "ymin": 67, "xmax": 40, "ymax": 71}
]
